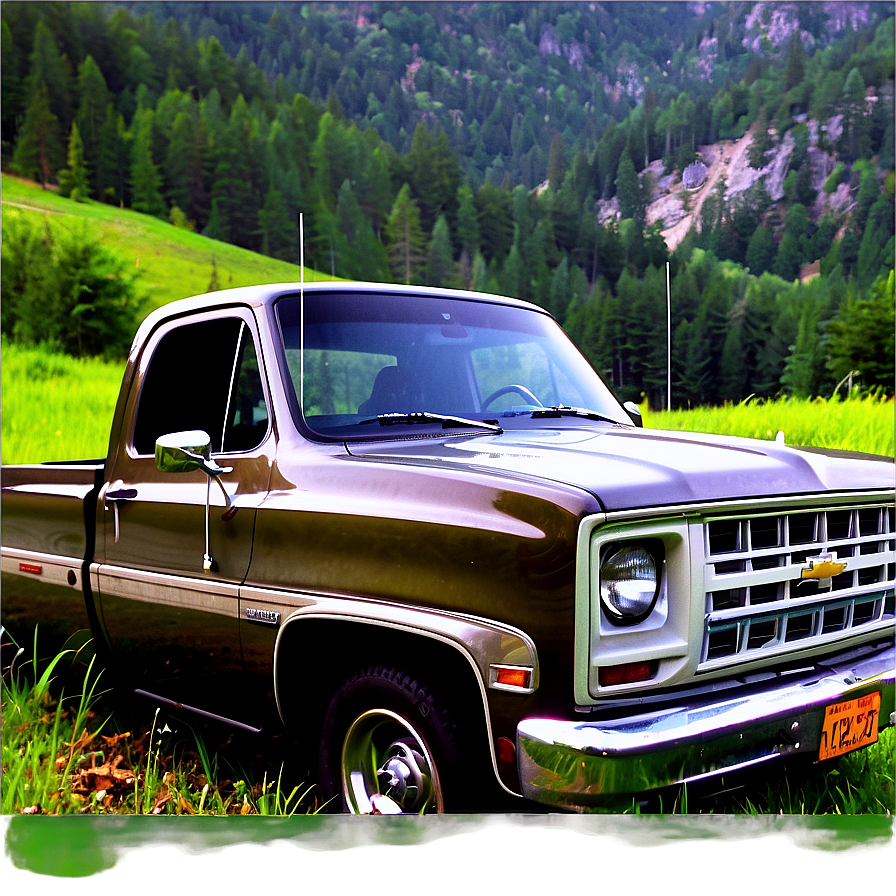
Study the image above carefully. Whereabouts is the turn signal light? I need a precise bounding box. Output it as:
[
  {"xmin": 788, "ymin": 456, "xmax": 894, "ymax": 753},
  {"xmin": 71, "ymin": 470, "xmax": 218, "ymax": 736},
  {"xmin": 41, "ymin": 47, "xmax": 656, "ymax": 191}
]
[
  {"xmin": 491, "ymin": 665, "xmax": 533, "ymax": 690},
  {"xmin": 598, "ymin": 661, "xmax": 656, "ymax": 687}
]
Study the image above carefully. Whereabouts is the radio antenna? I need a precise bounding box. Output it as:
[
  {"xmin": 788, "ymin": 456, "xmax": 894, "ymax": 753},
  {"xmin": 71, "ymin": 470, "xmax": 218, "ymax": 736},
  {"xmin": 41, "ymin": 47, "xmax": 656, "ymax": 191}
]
[{"xmin": 299, "ymin": 212, "xmax": 305, "ymax": 414}]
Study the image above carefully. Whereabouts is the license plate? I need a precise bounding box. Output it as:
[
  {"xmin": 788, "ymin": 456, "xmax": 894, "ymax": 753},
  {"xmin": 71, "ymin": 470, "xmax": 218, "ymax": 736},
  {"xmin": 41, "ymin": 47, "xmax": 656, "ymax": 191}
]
[{"xmin": 819, "ymin": 692, "xmax": 881, "ymax": 761}]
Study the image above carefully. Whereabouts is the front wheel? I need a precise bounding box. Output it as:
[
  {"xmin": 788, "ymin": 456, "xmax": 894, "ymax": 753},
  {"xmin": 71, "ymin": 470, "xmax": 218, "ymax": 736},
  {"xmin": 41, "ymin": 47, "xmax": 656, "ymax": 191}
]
[{"xmin": 319, "ymin": 665, "xmax": 475, "ymax": 814}]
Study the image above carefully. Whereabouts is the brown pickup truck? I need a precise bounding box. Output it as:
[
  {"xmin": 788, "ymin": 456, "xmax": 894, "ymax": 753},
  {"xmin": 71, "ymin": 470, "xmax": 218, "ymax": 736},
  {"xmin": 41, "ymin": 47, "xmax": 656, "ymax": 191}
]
[{"xmin": 2, "ymin": 282, "xmax": 894, "ymax": 813}]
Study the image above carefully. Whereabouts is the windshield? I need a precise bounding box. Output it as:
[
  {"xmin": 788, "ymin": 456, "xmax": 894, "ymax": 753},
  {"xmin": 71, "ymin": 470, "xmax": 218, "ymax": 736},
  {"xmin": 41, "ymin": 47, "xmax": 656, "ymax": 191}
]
[{"xmin": 275, "ymin": 289, "xmax": 630, "ymax": 439}]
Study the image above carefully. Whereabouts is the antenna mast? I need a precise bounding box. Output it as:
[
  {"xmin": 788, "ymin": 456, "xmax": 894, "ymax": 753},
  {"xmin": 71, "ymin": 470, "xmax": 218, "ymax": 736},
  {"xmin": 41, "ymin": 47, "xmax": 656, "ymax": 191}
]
[{"xmin": 299, "ymin": 212, "xmax": 305, "ymax": 414}]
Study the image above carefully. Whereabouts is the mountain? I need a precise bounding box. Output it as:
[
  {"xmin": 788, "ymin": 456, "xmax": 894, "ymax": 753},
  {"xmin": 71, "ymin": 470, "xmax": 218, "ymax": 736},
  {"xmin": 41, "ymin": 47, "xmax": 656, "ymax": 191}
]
[{"xmin": 2, "ymin": 1, "xmax": 893, "ymax": 408}]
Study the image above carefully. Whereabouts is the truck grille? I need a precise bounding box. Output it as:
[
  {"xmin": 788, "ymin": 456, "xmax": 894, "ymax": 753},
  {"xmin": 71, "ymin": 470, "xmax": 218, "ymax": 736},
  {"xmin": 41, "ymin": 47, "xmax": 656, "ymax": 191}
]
[{"xmin": 700, "ymin": 503, "xmax": 895, "ymax": 670}]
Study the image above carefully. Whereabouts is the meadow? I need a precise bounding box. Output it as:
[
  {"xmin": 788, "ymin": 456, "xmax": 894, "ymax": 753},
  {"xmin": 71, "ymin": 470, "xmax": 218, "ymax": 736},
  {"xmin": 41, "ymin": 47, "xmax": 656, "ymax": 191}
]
[
  {"xmin": 2, "ymin": 338, "xmax": 893, "ymax": 465},
  {"xmin": 2, "ymin": 349, "xmax": 893, "ymax": 814},
  {"xmin": 2, "ymin": 173, "xmax": 329, "ymax": 311},
  {"xmin": 2, "ymin": 174, "xmax": 893, "ymax": 815}
]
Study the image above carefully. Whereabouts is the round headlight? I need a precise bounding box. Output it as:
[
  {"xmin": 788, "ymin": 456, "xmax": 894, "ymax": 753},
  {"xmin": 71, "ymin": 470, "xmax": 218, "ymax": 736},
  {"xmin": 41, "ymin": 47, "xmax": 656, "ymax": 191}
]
[{"xmin": 599, "ymin": 545, "xmax": 660, "ymax": 624}]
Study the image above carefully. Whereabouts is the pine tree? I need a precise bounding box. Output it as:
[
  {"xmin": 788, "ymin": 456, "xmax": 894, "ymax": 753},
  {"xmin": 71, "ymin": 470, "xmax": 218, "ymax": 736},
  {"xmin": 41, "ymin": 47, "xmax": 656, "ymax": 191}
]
[
  {"xmin": 23, "ymin": 19, "xmax": 73, "ymax": 134},
  {"xmin": 129, "ymin": 107, "xmax": 165, "ymax": 217},
  {"xmin": 745, "ymin": 223, "xmax": 776, "ymax": 277},
  {"xmin": 425, "ymin": 214, "xmax": 455, "ymax": 287},
  {"xmin": 455, "ymin": 183, "xmax": 480, "ymax": 259},
  {"xmin": 386, "ymin": 184, "xmax": 426, "ymax": 285},
  {"xmin": 259, "ymin": 187, "xmax": 296, "ymax": 262},
  {"xmin": 546, "ymin": 132, "xmax": 565, "ymax": 190},
  {"xmin": 75, "ymin": 56, "xmax": 110, "ymax": 196},
  {"xmin": 615, "ymin": 150, "xmax": 644, "ymax": 229},
  {"xmin": 12, "ymin": 84, "xmax": 63, "ymax": 187},
  {"xmin": 57, "ymin": 121, "xmax": 91, "ymax": 201}
]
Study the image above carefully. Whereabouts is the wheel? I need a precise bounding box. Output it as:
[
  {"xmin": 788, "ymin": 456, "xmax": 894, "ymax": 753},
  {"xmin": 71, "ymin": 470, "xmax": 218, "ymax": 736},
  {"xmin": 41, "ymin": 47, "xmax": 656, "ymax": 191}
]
[
  {"xmin": 481, "ymin": 384, "xmax": 544, "ymax": 410},
  {"xmin": 319, "ymin": 665, "xmax": 475, "ymax": 814}
]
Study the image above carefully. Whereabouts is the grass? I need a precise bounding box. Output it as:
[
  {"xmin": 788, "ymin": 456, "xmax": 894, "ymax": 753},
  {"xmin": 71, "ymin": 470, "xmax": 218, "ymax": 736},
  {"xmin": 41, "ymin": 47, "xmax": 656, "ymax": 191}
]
[
  {"xmin": 645, "ymin": 393, "xmax": 895, "ymax": 457},
  {"xmin": 0, "ymin": 629, "xmax": 319, "ymax": 816},
  {"xmin": 1, "ymin": 341, "xmax": 123, "ymax": 464},
  {"xmin": 2, "ymin": 173, "xmax": 334, "ymax": 312}
]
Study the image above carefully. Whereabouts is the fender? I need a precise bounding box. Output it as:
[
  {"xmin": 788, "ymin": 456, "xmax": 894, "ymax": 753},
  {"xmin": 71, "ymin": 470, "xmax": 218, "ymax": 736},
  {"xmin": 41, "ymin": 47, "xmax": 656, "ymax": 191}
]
[{"xmin": 243, "ymin": 585, "xmax": 539, "ymax": 787}]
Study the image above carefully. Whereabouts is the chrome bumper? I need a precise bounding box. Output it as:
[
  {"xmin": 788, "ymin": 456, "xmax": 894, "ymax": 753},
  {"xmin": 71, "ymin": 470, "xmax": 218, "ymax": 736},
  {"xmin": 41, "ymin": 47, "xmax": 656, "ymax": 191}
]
[{"xmin": 517, "ymin": 642, "xmax": 895, "ymax": 808}]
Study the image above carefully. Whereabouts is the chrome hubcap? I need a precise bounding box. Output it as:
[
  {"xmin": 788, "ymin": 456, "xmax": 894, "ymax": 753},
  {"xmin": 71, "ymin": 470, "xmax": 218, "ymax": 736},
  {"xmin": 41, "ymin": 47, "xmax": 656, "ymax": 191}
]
[{"xmin": 342, "ymin": 709, "xmax": 443, "ymax": 814}]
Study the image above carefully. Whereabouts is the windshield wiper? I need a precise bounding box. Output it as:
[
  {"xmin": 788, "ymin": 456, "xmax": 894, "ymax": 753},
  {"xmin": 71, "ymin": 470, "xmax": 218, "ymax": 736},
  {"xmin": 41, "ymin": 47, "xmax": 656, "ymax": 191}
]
[
  {"xmin": 531, "ymin": 405, "xmax": 625, "ymax": 425},
  {"xmin": 359, "ymin": 412, "xmax": 503, "ymax": 434}
]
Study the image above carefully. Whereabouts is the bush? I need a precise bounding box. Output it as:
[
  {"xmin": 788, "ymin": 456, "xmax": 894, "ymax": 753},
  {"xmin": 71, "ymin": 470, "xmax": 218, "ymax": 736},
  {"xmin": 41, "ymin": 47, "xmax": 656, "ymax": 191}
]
[{"xmin": 1, "ymin": 216, "xmax": 146, "ymax": 359}]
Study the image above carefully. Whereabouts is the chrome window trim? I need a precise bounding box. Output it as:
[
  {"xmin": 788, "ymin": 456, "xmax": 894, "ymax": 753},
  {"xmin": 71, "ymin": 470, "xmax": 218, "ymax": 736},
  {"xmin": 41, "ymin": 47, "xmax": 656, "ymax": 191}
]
[{"xmin": 124, "ymin": 306, "xmax": 273, "ymax": 460}]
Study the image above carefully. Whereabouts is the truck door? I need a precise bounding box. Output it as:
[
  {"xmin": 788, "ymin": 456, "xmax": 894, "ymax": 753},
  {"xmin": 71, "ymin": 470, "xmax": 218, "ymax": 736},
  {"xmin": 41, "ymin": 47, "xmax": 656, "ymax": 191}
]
[{"xmin": 95, "ymin": 308, "xmax": 273, "ymax": 728}]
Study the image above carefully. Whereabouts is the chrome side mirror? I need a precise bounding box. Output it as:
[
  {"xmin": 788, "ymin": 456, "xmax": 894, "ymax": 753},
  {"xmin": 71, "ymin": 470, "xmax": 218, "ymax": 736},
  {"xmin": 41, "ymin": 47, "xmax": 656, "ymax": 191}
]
[
  {"xmin": 154, "ymin": 430, "xmax": 234, "ymax": 572},
  {"xmin": 155, "ymin": 430, "xmax": 231, "ymax": 477},
  {"xmin": 623, "ymin": 401, "xmax": 644, "ymax": 428}
]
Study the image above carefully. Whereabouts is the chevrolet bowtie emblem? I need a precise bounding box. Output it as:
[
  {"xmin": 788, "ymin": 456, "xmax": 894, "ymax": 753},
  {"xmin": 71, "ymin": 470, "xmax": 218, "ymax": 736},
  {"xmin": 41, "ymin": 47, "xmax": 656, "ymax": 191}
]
[{"xmin": 801, "ymin": 552, "xmax": 847, "ymax": 587}]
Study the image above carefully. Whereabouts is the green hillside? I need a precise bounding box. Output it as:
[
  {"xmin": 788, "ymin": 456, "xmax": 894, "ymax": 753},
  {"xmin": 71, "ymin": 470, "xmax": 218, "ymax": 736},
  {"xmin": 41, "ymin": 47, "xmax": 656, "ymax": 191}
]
[{"xmin": 1, "ymin": 174, "xmax": 333, "ymax": 311}]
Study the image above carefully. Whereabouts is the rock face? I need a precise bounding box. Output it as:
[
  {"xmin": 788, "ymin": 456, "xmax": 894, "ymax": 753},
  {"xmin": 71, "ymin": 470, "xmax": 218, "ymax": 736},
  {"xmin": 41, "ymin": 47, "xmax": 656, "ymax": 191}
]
[{"xmin": 604, "ymin": 116, "xmax": 850, "ymax": 252}]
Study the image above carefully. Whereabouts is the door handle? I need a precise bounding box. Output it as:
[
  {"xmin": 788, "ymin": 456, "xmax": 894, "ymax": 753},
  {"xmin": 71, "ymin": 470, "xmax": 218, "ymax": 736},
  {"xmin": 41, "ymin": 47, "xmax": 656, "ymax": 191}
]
[
  {"xmin": 104, "ymin": 488, "xmax": 138, "ymax": 543},
  {"xmin": 105, "ymin": 488, "xmax": 138, "ymax": 502}
]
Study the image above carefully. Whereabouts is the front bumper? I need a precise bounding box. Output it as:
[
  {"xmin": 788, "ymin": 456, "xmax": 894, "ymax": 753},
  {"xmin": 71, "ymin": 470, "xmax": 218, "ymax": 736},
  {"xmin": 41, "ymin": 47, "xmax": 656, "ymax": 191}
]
[{"xmin": 517, "ymin": 641, "xmax": 895, "ymax": 808}]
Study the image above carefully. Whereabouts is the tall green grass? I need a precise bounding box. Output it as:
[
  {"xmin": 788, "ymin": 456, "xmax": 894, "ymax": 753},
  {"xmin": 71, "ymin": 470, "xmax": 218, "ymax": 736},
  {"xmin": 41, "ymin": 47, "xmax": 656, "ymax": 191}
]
[
  {"xmin": 646, "ymin": 394, "xmax": 895, "ymax": 457},
  {"xmin": 3, "ymin": 345, "xmax": 892, "ymax": 466},
  {"xmin": 1, "ymin": 629, "xmax": 317, "ymax": 815},
  {"xmin": 1, "ymin": 341, "xmax": 123, "ymax": 464}
]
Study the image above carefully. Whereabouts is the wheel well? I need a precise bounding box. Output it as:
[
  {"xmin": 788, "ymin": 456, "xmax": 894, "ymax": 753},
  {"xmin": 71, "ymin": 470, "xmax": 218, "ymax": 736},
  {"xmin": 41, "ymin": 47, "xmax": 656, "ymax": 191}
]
[{"xmin": 275, "ymin": 617, "xmax": 494, "ymax": 766}]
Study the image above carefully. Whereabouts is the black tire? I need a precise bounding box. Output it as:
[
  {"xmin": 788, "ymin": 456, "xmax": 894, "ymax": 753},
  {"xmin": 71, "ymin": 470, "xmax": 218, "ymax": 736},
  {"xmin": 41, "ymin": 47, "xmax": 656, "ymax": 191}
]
[{"xmin": 318, "ymin": 664, "xmax": 482, "ymax": 814}]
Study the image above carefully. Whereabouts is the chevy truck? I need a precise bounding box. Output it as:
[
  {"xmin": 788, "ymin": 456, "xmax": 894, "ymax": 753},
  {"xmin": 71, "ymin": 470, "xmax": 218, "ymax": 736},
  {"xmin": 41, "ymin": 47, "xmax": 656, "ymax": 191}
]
[{"xmin": 2, "ymin": 281, "xmax": 894, "ymax": 813}]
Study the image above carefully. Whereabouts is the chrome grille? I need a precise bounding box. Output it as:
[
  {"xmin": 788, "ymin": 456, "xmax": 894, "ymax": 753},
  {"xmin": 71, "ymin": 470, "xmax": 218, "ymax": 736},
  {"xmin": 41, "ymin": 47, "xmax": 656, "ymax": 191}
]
[{"xmin": 700, "ymin": 503, "xmax": 895, "ymax": 669}]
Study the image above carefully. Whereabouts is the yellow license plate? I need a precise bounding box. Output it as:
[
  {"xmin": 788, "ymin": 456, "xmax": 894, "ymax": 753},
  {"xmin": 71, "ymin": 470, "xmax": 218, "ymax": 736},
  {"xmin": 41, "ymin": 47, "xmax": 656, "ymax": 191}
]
[{"xmin": 819, "ymin": 692, "xmax": 881, "ymax": 761}]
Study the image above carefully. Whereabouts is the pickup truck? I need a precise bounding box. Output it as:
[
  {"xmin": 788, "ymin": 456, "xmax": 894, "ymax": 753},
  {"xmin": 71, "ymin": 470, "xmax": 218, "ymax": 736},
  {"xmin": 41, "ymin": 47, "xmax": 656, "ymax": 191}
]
[{"xmin": 2, "ymin": 281, "xmax": 894, "ymax": 813}]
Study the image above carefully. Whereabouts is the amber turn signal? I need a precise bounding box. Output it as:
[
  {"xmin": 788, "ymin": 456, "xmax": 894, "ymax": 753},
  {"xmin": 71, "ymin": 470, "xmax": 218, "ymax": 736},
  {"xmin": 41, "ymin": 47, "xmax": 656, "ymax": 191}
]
[{"xmin": 491, "ymin": 665, "xmax": 533, "ymax": 690}]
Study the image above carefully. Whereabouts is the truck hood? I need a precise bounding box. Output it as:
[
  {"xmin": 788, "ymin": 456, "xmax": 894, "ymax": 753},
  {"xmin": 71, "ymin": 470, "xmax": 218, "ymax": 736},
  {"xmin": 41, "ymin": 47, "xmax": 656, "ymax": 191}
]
[{"xmin": 348, "ymin": 425, "xmax": 894, "ymax": 512}]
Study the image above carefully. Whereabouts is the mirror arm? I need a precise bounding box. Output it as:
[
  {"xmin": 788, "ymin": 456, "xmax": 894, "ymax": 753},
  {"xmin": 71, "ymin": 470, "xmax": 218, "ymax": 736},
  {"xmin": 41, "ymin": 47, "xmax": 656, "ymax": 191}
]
[
  {"xmin": 209, "ymin": 472, "xmax": 232, "ymax": 508},
  {"xmin": 180, "ymin": 448, "xmax": 234, "ymax": 507}
]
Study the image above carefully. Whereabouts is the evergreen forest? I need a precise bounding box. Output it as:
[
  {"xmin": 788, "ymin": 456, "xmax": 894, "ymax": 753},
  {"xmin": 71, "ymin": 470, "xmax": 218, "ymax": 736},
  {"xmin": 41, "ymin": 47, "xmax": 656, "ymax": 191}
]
[{"xmin": 2, "ymin": 1, "xmax": 894, "ymax": 408}]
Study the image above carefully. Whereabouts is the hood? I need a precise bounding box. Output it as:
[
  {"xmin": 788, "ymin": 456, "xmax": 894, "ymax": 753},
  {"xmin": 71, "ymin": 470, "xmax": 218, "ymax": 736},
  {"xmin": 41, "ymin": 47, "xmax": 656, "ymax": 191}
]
[{"xmin": 348, "ymin": 425, "xmax": 894, "ymax": 512}]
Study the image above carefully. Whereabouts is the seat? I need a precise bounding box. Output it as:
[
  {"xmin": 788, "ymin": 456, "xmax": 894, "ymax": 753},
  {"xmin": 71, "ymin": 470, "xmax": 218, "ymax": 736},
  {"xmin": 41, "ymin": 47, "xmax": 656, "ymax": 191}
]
[{"xmin": 358, "ymin": 366, "xmax": 415, "ymax": 415}]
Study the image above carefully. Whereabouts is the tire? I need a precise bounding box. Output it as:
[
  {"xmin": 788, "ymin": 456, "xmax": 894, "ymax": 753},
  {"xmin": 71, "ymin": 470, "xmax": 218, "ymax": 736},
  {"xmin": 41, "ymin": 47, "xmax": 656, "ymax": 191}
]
[{"xmin": 318, "ymin": 664, "xmax": 480, "ymax": 814}]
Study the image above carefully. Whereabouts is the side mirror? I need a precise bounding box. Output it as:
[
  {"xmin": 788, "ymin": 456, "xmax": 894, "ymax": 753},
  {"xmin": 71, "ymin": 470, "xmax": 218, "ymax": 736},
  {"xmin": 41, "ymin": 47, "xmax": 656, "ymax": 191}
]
[
  {"xmin": 155, "ymin": 431, "xmax": 235, "ymax": 571},
  {"xmin": 623, "ymin": 401, "xmax": 644, "ymax": 428},
  {"xmin": 155, "ymin": 430, "xmax": 232, "ymax": 476}
]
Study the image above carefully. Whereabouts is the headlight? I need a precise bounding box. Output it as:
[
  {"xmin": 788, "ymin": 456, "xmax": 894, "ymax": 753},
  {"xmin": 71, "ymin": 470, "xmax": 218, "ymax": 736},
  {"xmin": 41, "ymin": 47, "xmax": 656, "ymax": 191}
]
[{"xmin": 599, "ymin": 544, "xmax": 660, "ymax": 625}]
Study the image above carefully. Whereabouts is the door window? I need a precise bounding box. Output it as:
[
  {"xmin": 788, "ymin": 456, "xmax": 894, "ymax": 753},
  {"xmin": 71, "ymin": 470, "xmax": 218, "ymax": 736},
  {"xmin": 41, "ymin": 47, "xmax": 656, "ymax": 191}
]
[{"xmin": 132, "ymin": 317, "xmax": 268, "ymax": 456}]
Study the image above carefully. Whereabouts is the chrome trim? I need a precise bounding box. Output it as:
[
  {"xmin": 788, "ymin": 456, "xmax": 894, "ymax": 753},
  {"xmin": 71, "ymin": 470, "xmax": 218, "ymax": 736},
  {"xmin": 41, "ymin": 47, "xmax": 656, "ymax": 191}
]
[
  {"xmin": 518, "ymin": 641, "xmax": 895, "ymax": 807},
  {"xmin": 601, "ymin": 489, "xmax": 895, "ymax": 525},
  {"xmin": 488, "ymin": 664, "xmax": 537, "ymax": 694},
  {"xmin": 1, "ymin": 547, "xmax": 83, "ymax": 588},
  {"xmin": 93, "ymin": 563, "xmax": 240, "ymax": 617},
  {"xmin": 245, "ymin": 607, "xmax": 281, "ymax": 626}
]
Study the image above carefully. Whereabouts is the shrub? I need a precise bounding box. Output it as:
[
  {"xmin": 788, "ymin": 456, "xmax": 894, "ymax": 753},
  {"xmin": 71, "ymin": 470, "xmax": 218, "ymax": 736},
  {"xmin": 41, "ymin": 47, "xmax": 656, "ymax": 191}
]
[{"xmin": 1, "ymin": 216, "xmax": 146, "ymax": 359}]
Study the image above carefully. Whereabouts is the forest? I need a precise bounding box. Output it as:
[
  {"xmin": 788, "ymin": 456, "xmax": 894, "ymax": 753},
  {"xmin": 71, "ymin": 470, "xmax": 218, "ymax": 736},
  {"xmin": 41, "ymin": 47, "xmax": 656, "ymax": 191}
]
[{"xmin": 1, "ymin": 1, "xmax": 894, "ymax": 409}]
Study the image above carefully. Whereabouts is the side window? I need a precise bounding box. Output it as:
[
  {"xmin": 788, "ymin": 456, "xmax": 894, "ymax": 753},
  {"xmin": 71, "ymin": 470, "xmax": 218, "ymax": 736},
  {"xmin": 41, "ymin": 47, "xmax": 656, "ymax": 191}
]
[
  {"xmin": 132, "ymin": 317, "xmax": 268, "ymax": 456},
  {"xmin": 222, "ymin": 331, "xmax": 269, "ymax": 452}
]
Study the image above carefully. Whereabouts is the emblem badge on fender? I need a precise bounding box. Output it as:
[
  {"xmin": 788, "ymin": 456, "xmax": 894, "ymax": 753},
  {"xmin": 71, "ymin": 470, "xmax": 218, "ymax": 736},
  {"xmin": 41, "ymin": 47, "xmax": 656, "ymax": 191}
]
[
  {"xmin": 245, "ymin": 607, "xmax": 281, "ymax": 625},
  {"xmin": 800, "ymin": 552, "xmax": 847, "ymax": 590}
]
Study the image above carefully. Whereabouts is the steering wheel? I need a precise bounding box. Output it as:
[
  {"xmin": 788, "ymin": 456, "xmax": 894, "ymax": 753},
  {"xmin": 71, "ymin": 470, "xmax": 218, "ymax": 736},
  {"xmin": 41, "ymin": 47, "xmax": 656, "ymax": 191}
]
[{"xmin": 481, "ymin": 384, "xmax": 544, "ymax": 410}]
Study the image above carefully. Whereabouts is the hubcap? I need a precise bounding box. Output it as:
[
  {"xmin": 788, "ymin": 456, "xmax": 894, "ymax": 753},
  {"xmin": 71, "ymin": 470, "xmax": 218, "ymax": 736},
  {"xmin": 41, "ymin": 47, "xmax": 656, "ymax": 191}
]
[{"xmin": 341, "ymin": 709, "xmax": 443, "ymax": 814}]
